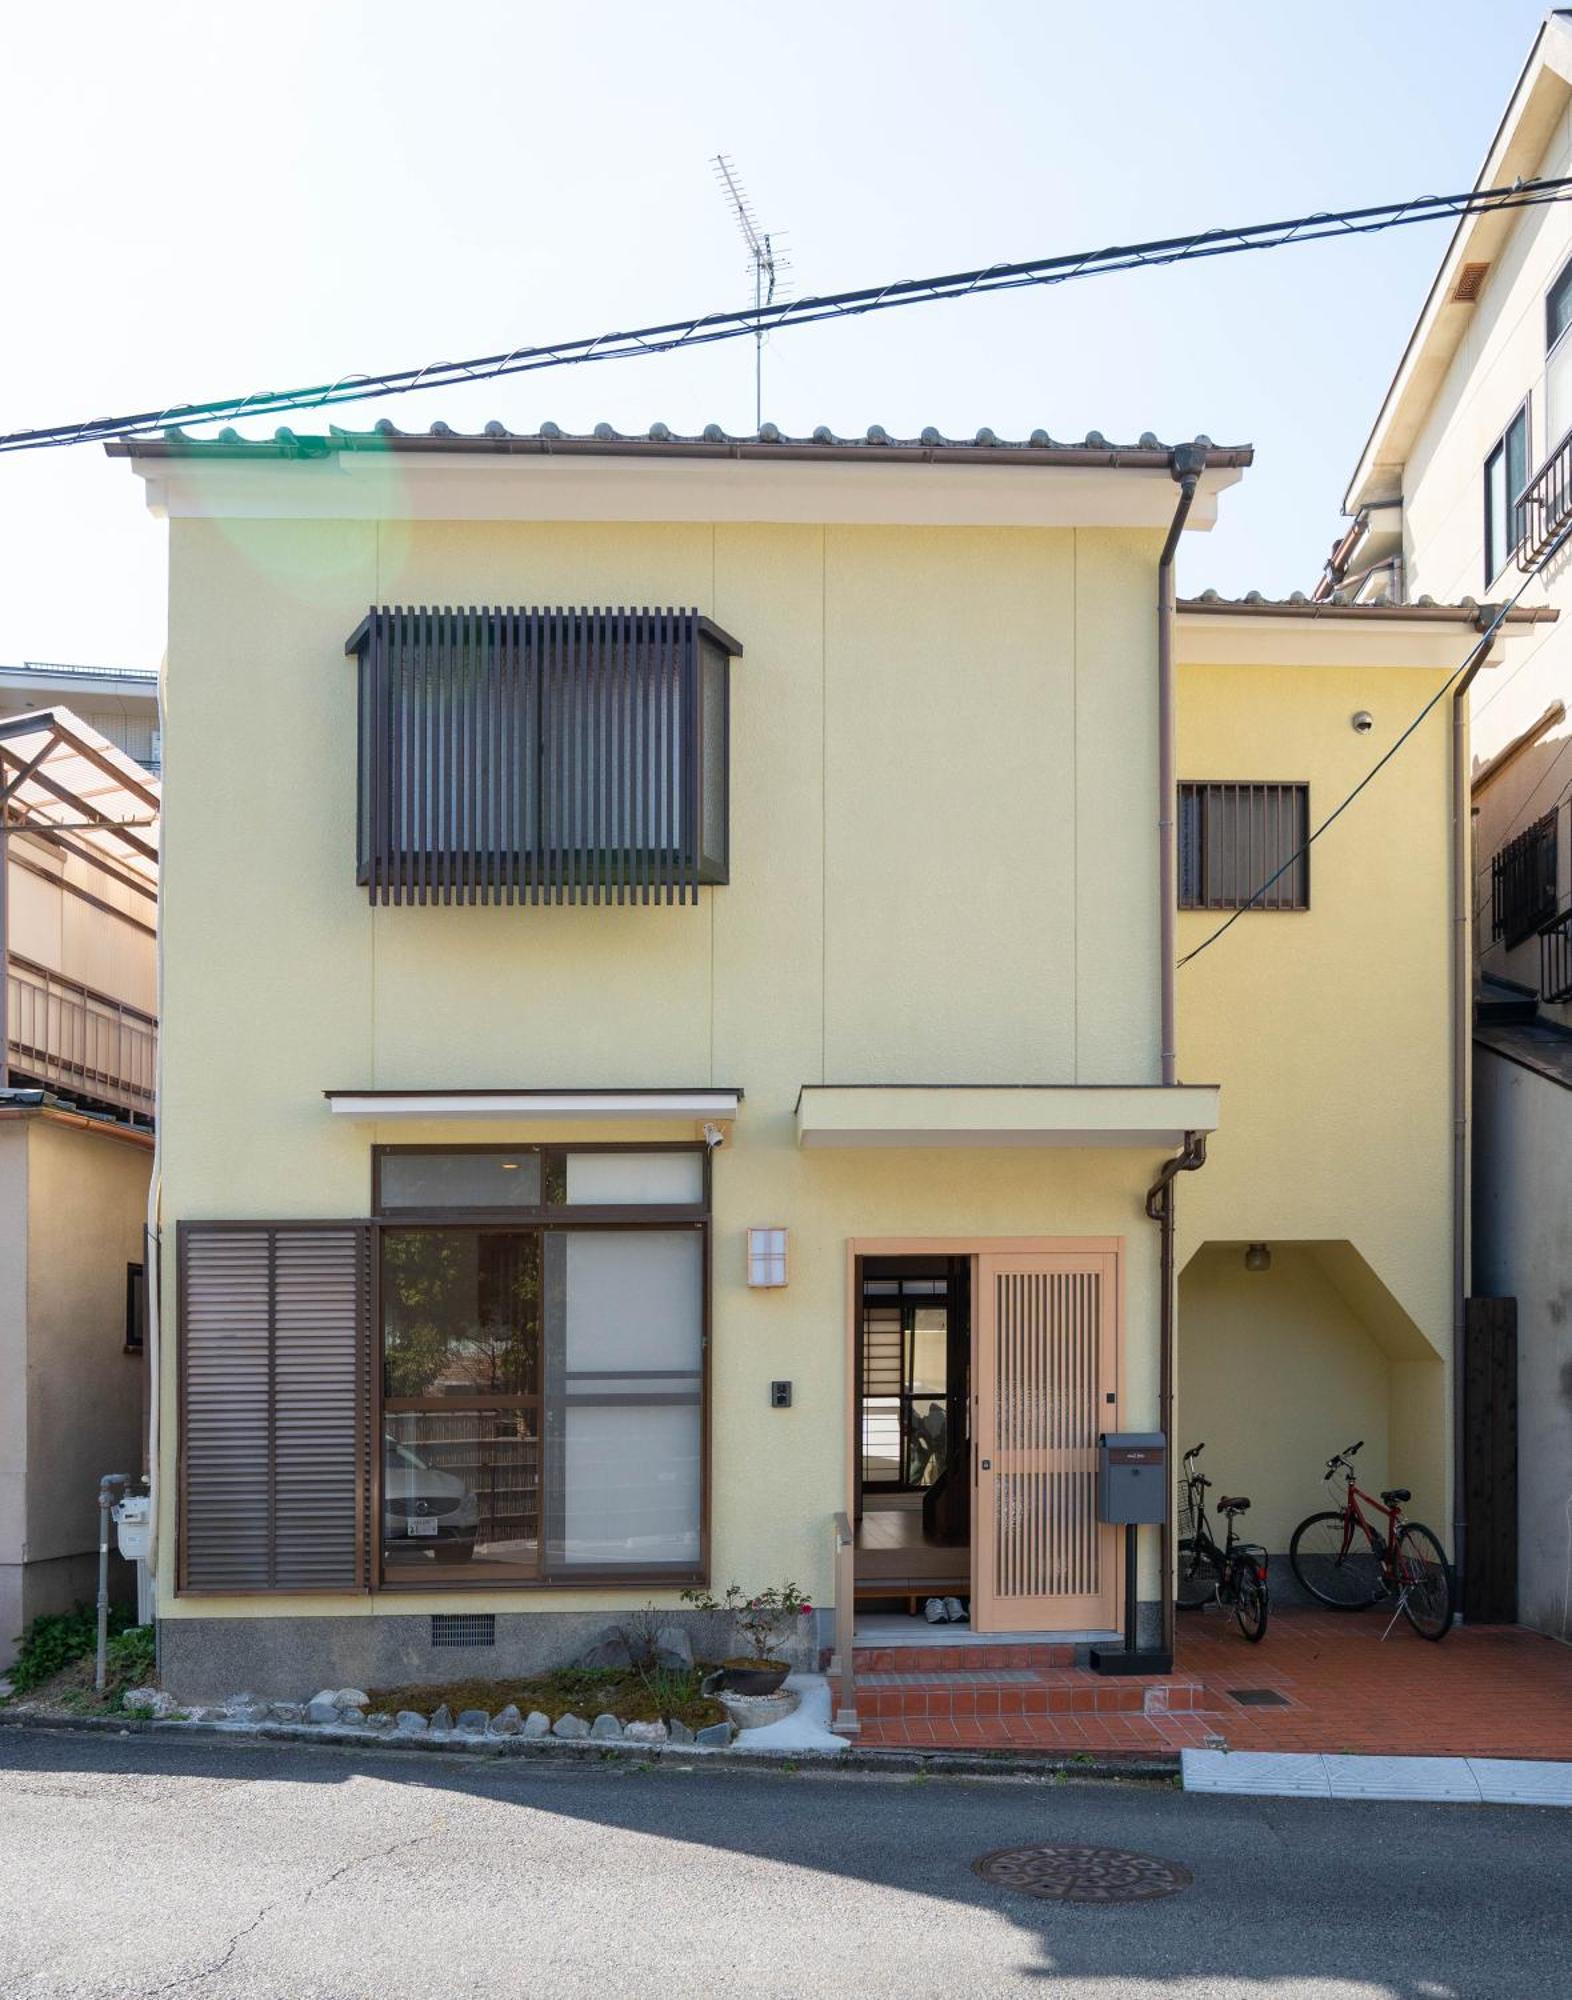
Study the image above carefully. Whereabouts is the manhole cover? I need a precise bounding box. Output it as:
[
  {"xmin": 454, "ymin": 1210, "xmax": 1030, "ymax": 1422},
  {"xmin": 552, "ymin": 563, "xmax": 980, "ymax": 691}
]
[
  {"xmin": 1226, "ymin": 1687, "xmax": 1290, "ymax": 1708},
  {"xmin": 972, "ymin": 1843, "xmax": 1191, "ymax": 1904}
]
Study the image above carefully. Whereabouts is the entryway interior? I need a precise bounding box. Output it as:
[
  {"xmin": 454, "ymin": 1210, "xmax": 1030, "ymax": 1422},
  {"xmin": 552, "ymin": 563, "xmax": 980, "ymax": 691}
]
[{"xmin": 853, "ymin": 1255, "xmax": 971, "ymax": 1608}]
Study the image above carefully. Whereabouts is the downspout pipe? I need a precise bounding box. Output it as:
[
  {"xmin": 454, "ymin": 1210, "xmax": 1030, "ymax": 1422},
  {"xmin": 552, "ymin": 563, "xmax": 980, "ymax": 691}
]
[
  {"xmin": 1159, "ymin": 444, "xmax": 1209, "ymax": 1086},
  {"xmin": 1146, "ymin": 1130, "xmax": 1207, "ymax": 1662},
  {"xmin": 1449, "ymin": 609, "xmax": 1498, "ymax": 1618}
]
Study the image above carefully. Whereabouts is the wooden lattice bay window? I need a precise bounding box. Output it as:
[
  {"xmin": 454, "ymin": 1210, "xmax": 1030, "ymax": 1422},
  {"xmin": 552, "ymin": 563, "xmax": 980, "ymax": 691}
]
[
  {"xmin": 1178, "ymin": 781, "xmax": 1310, "ymax": 912},
  {"xmin": 347, "ymin": 606, "xmax": 742, "ymax": 905}
]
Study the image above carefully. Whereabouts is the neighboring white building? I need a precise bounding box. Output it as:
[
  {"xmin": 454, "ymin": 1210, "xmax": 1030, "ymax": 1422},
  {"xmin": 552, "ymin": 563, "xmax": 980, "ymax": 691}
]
[
  {"xmin": 1321, "ymin": 9, "xmax": 1572, "ymax": 1636},
  {"xmin": 0, "ymin": 664, "xmax": 160, "ymax": 774}
]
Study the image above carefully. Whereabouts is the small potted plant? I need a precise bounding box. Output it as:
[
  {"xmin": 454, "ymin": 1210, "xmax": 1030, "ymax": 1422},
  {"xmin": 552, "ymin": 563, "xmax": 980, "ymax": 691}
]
[{"xmin": 681, "ymin": 1582, "xmax": 813, "ymax": 1695}]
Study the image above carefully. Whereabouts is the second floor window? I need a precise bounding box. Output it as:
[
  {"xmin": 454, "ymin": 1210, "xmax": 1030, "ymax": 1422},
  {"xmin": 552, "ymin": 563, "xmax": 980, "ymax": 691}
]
[
  {"xmin": 1179, "ymin": 781, "xmax": 1310, "ymax": 912},
  {"xmin": 1484, "ymin": 405, "xmax": 1529, "ymax": 586},
  {"xmin": 347, "ymin": 606, "xmax": 740, "ymax": 906}
]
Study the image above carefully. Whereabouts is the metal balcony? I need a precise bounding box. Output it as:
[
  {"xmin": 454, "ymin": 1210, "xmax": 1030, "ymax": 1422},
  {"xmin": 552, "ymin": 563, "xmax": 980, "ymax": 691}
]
[
  {"xmin": 5, "ymin": 954, "xmax": 156, "ymax": 1121},
  {"xmin": 1516, "ymin": 429, "xmax": 1572, "ymax": 571}
]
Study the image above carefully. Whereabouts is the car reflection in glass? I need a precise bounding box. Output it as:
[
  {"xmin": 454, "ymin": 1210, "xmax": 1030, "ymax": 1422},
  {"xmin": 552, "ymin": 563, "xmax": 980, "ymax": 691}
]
[{"xmin": 383, "ymin": 1436, "xmax": 479, "ymax": 1564}]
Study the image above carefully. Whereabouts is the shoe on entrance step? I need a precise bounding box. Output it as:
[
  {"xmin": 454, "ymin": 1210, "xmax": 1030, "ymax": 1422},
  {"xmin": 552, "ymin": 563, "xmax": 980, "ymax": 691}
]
[
  {"xmin": 943, "ymin": 1597, "xmax": 968, "ymax": 1624},
  {"xmin": 924, "ymin": 1597, "xmax": 948, "ymax": 1624}
]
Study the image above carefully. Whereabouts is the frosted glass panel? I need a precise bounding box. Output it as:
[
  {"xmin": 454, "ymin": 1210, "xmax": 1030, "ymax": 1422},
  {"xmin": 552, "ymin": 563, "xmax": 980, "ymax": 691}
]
[
  {"xmin": 560, "ymin": 1404, "xmax": 701, "ymax": 1566},
  {"xmin": 564, "ymin": 1151, "xmax": 704, "ymax": 1206},
  {"xmin": 544, "ymin": 1229, "xmax": 703, "ymax": 1571},
  {"xmin": 557, "ymin": 1230, "xmax": 702, "ymax": 1371}
]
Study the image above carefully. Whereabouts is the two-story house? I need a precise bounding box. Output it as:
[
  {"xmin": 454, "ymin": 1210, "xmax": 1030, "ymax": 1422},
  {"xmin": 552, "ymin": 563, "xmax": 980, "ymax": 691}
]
[
  {"xmin": 115, "ymin": 420, "xmax": 1493, "ymax": 1726},
  {"xmin": 1320, "ymin": 9, "xmax": 1572, "ymax": 1640},
  {"xmin": 1, "ymin": 706, "xmax": 158, "ymax": 1664}
]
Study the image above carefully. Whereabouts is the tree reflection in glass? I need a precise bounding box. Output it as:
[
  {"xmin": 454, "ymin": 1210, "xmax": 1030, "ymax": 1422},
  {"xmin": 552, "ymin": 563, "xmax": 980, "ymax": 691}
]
[{"xmin": 382, "ymin": 1230, "xmax": 540, "ymax": 1399}]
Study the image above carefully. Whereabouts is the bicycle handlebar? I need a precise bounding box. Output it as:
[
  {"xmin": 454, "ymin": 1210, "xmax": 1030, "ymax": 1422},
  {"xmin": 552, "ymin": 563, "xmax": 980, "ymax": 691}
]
[
  {"xmin": 1324, "ymin": 1439, "xmax": 1365, "ymax": 1478},
  {"xmin": 1183, "ymin": 1443, "xmax": 1205, "ymax": 1462}
]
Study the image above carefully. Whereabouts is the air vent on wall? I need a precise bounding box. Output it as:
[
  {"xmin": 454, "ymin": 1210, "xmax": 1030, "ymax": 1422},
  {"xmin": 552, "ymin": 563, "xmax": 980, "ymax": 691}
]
[
  {"xmin": 431, "ymin": 1613, "xmax": 497, "ymax": 1649},
  {"xmin": 1452, "ymin": 261, "xmax": 1490, "ymax": 303}
]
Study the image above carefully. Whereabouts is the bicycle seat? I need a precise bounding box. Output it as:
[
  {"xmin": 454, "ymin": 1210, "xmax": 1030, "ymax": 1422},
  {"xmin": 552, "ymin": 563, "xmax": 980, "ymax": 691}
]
[
  {"xmin": 1380, "ymin": 1487, "xmax": 1411, "ymax": 1506},
  {"xmin": 1218, "ymin": 1495, "xmax": 1250, "ymax": 1515}
]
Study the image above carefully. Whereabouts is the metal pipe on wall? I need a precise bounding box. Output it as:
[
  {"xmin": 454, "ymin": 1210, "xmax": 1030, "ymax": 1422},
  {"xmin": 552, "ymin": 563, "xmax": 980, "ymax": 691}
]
[
  {"xmin": 1146, "ymin": 1131, "xmax": 1207, "ymax": 1661},
  {"xmin": 1157, "ymin": 443, "xmax": 1209, "ymax": 1087},
  {"xmin": 1450, "ymin": 620, "xmax": 1496, "ymax": 1615}
]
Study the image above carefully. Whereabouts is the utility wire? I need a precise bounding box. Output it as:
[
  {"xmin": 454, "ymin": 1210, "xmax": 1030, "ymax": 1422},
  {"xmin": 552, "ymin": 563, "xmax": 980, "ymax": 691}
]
[
  {"xmin": 6, "ymin": 177, "xmax": 1572, "ymax": 454},
  {"xmin": 1177, "ymin": 554, "xmax": 1563, "ymax": 970}
]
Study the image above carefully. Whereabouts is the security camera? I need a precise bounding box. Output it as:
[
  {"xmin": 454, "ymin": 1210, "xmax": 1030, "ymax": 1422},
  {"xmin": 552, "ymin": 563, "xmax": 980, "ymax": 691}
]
[
  {"xmin": 1351, "ymin": 710, "xmax": 1374, "ymax": 734},
  {"xmin": 701, "ymin": 1122, "xmax": 726, "ymax": 1151}
]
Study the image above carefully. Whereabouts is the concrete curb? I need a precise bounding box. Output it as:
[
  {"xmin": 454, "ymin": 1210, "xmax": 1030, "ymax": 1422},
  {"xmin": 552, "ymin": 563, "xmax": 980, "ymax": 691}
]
[{"xmin": 0, "ymin": 1709, "xmax": 1179, "ymax": 1784}]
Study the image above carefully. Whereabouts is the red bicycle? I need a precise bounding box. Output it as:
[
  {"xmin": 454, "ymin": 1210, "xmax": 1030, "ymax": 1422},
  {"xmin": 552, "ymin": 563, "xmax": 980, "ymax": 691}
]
[{"xmin": 1288, "ymin": 1441, "xmax": 1455, "ymax": 1641}]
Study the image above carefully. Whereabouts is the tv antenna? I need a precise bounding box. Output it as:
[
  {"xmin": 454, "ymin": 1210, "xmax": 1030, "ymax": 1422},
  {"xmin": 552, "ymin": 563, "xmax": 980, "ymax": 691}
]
[{"xmin": 712, "ymin": 153, "xmax": 789, "ymax": 432}]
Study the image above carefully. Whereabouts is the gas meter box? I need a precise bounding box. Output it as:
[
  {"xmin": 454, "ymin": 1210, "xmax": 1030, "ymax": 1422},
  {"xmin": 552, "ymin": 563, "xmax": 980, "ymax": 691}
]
[
  {"xmin": 113, "ymin": 1494, "xmax": 151, "ymax": 1562},
  {"xmin": 1096, "ymin": 1434, "xmax": 1167, "ymax": 1525}
]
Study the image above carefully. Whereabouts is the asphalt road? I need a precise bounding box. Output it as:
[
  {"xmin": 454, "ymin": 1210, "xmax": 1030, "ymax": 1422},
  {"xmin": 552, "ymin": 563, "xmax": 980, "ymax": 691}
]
[{"xmin": 0, "ymin": 1727, "xmax": 1568, "ymax": 1999}]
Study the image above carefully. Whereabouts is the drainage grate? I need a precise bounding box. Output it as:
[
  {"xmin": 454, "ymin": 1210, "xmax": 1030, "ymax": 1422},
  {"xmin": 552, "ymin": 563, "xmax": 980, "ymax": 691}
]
[
  {"xmin": 973, "ymin": 1844, "xmax": 1191, "ymax": 1905},
  {"xmin": 431, "ymin": 1614, "xmax": 496, "ymax": 1649},
  {"xmin": 1226, "ymin": 1687, "xmax": 1290, "ymax": 1708}
]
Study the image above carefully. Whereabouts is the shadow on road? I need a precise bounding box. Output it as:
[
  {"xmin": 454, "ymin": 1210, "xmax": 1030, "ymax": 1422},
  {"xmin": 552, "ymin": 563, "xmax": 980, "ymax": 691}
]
[{"xmin": 2, "ymin": 1723, "xmax": 1568, "ymax": 1998}]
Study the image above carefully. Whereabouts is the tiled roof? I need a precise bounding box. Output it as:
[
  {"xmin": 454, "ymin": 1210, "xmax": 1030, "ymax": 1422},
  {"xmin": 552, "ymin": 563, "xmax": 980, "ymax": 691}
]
[
  {"xmin": 107, "ymin": 419, "xmax": 1254, "ymax": 469},
  {"xmin": 1179, "ymin": 590, "xmax": 1556, "ymax": 624}
]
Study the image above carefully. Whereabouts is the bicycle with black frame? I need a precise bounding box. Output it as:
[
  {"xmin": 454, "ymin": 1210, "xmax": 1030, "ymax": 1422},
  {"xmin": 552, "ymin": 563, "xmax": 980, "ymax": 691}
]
[{"xmin": 1175, "ymin": 1442, "xmax": 1270, "ymax": 1641}]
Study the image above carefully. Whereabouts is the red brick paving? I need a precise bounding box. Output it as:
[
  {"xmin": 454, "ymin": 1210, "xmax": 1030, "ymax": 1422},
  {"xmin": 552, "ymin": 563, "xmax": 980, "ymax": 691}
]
[{"xmin": 852, "ymin": 1609, "xmax": 1572, "ymax": 1760}]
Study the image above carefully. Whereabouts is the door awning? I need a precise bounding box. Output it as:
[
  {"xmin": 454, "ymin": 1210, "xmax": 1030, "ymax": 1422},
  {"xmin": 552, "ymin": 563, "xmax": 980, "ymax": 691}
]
[
  {"xmin": 325, "ymin": 1087, "xmax": 742, "ymax": 1121},
  {"xmin": 795, "ymin": 1084, "xmax": 1219, "ymax": 1150}
]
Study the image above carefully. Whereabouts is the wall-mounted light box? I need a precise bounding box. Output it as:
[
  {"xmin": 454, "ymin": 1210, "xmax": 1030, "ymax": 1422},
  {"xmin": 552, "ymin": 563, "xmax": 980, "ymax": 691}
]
[{"xmin": 747, "ymin": 1227, "xmax": 789, "ymax": 1288}]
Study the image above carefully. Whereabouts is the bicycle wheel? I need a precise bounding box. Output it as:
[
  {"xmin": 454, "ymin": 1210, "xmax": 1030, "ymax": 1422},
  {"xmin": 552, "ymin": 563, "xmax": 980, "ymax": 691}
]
[
  {"xmin": 1396, "ymin": 1523, "xmax": 1454, "ymax": 1641},
  {"xmin": 1175, "ymin": 1536, "xmax": 1219, "ymax": 1609},
  {"xmin": 1289, "ymin": 1511, "xmax": 1384, "ymax": 1609},
  {"xmin": 1233, "ymin": 1566, "xmax": 1269, "ymax": 1643}
]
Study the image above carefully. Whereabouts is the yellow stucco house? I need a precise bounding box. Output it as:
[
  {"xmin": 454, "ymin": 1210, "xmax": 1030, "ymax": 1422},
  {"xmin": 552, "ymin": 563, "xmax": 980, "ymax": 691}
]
[{"xmin": 113, "ymin": 421, "xmax": 1507, "ymax": 1718}]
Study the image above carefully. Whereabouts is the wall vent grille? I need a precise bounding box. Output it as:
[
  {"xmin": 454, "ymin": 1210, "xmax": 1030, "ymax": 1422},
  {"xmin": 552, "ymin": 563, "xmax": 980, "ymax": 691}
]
[
  {"xmin": 1452, "ymin": 261, "xmax": 1490, "ymax": 303},
  {"xmin": 431, "ymin": 1614, "xmax": 497, "ymax": 1649}
]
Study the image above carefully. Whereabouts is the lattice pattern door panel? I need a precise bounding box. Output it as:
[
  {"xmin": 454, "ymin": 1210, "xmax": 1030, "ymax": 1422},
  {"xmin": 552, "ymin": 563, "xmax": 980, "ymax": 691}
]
[{"xmin": 972, "ymin": 1251, "xmax": 1120, "ymax": 1632}]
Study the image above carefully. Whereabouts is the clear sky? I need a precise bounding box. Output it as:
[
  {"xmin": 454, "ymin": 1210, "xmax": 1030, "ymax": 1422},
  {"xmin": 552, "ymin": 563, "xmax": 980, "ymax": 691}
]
[{"xmin": 0, "ymin": 0, "xmax": 1554, "ymax": 669}]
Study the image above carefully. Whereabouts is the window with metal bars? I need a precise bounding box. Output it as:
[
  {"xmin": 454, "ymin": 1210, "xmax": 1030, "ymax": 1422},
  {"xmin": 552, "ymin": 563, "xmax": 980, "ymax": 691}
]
[
  {"xmin": 1492, "ymin": 813, "xmax": 1559, "ymax": 949},
  {"xmin": 1178, "ymin": 782, "xmax": 1310, "ymax": 912},
  {"xmin": 347, "ymin": 606, "xmax": 740, "ymax": 905}
]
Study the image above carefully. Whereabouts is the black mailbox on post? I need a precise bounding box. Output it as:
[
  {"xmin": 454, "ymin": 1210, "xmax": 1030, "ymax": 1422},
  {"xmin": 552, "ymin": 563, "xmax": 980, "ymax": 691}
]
[{"xmin": 1096, "ymin": 1433, "xmax": 1167, "ymax": 1525}]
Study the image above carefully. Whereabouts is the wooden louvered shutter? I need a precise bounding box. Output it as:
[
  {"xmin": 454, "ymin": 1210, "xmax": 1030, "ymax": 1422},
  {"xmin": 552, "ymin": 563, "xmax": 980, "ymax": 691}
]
[{"xmin": 180, "ymin": 1223, "xmax": 371, "ymax": 1593}]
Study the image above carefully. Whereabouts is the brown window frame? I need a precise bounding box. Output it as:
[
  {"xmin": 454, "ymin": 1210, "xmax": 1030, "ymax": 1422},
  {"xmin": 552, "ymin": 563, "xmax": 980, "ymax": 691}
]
[
  {"xmin": 1178, "ymin": 780, "xmax": 1311, "ymax": 913},
  {"xmin": 372, "ymin": 1141, "xmax": 711, "ymax": 1594}
]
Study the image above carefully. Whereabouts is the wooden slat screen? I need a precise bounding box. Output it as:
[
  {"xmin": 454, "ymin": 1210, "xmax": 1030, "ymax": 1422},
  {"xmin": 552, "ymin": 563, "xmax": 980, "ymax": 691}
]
[
  {"xmin": 349, "ymin": 606, "xmax": 736, "ymax": 906},
  {"xmin": 1178, "ymin": 781, "xmax": 1309, "ymax": 911},
  {"xmin": 992, "ymin": 1269, "xmax": 1101, "ymax": 1605},
  {"xmin": 180, "ymin": 1223, "xmax": 371, "ymax": 1593}
]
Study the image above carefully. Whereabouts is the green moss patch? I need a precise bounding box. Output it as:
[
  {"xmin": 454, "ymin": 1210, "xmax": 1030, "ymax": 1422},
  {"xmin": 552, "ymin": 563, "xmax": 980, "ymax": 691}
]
[{"xmin": 366, "ymin": 1665, "xmax": 726, "ymax": 1732}]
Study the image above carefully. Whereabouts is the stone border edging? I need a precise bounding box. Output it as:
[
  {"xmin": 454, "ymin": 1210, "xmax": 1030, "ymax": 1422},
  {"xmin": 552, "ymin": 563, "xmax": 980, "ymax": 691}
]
[{"xmin": 0, "ymin": 1708, "xmax": 1178, "ymax": 1784}]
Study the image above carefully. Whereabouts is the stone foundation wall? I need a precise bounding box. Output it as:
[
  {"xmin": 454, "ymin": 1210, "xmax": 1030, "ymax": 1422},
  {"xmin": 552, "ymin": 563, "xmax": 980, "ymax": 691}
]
[{"xmin": 158, "ymin": 1608, "xmax": 829, "ymax": 1702}]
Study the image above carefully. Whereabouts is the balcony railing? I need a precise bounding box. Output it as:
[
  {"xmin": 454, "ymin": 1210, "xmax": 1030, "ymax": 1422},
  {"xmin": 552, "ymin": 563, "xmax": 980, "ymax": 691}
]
[
  {"xmin": 1516, "ymin": 428, "xmax": 1572, "ymax": 571},
  {"xmin": 1491, "ymin": 813, "xmax": 1559, "ymax": 950},
  {"xmin": 5, "ymin": 954, "xmax": 156, "ymax": 1120},
  {"xmin": 1543, "ymin": 911, "xmax": 1572, "ymax": 1005}
]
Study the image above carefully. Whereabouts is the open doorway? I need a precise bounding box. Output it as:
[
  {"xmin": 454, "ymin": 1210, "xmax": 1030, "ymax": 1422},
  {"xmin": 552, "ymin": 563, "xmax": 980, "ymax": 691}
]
[{"xmin": 853, "ymin": 1255, "xmax": 971, "ymax": 1610}]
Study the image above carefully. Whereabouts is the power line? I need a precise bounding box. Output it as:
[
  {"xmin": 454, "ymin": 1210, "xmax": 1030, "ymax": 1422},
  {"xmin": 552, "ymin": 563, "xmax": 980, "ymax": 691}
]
[
  {"xmin": 1177, "ymin": 557, "xmax": 1562, "ymax": 971},
  {"xmin": 6, "ymin": 176, "xmax": 1572, "ymax": 455}
]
